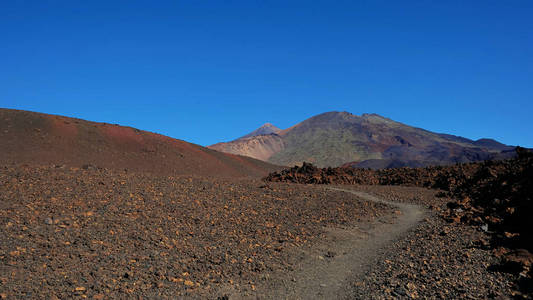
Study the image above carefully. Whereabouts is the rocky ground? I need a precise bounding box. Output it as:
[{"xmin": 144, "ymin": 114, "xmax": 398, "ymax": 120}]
[
  {"xmin": 266, "ymin": 148, "xmax": 533, "ymax": 298},
  {"xmin": 0, "ymin": 164, "xmax": 388, "ymax": 299},
  {"xmin": 1, "ymin": 162, "xmax": 530, "ymax": 298},
  {"xmin": 349, "ymin": 210, "xmax": 517, "ymax": 299},
  {"xmin": 342, "ymin": 186, "xmax": 518, "ymax": 299}
]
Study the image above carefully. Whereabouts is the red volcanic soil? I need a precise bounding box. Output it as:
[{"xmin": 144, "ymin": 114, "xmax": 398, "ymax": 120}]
[{"xmin": 0, "ymin": 109, "xmax": 281, "ymax": 178}]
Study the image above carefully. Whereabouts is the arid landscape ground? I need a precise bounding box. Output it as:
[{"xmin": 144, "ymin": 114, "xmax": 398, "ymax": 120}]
[{"xmin": 1, "ymin": 109, "xmax": 531, "ymax": 299}]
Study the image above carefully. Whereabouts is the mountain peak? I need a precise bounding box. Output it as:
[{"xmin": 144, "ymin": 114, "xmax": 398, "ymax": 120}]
[
  {"xmin": 210, "ymin": 110, "xmax": 513, "ymax": 168},
  {"xmin": 260, "ymin": 122, "xmax": 276, "ymax": 128},
  {"xmin": 239, "ymin": 123, "xmax": 281, "ymax": 140},
  {"xmin": 318, "ymin": 111, "xmax": 388, "ymax": 120}
]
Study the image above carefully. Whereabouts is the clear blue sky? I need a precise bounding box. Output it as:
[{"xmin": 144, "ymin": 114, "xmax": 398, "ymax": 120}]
[{"xmin": 2, "ymin": 1, "xmax": 532, "ymax": 147}]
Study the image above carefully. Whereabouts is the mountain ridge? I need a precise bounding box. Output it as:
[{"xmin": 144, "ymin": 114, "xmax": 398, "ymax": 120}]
[{"xmin": 209, "ymin": 111, "xmax": 515, "ymax": 168}]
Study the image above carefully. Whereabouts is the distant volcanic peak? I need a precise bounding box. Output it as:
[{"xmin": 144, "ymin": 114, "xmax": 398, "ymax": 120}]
[
  {"xmin": 315, "ymin": 111, "xmax": 390, "ymax": 122},
  {"xmin": 299, "ymin": 111, "xmax": 398, "ymax": 129},
  {"xmin": 315, "ymin": 111, "xmax": 351, "ymax": 118},
  {"xmin": 299, "ymin": 111, "xmax": 351, "ymax": 125},
  {"xmin": 209, "ymin": 110, "xmax": 513, "ymax": 169},
  {"xmin": 239, "ymin": 123, "xmax": 281, "ymax": 140},
  {"xmin": 259, "ymin": 123, "xmax": 281, "ymax": 131},
  {"xmin": 360, "ymin": 113, "xmax": 400, "ymax": 125},
  {"xmin": 321, "ymin": 111, "xmax": 383, "ymax": 117}
]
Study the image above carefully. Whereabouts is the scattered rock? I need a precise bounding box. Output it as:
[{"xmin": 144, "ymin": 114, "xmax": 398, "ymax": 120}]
[
  {"xmin": 350, "ymin": 213, "xmax": 516, "ymax": 299},
  {"xmin": 184, "ymin": 280, "xmax": 195, "ymax": 287},
  {"xmin": 325, "ymin": 251, "xmax": 336, "ymax": 258}
]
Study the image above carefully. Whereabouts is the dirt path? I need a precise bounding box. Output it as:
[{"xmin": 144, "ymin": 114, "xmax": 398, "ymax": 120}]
[{"xmin": 249, "ymin": 187, "xmax": 428, "ymax": 299}]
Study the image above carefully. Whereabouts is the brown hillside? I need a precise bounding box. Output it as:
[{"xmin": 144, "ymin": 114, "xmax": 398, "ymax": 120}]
[
  {"xmin": 0, "ymin": 109, "xmax": 281, "ymax": 177},
  {"xmin": 209, "ymin": 134, "xmax": 285, "ymax": 161}
]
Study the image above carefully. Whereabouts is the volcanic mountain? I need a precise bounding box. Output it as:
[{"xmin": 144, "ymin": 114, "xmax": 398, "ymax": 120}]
[
  {"xmin": 0, "ymin": 108, "xmax": 280, "ymax": 177},
  {"xmin": 239, "ymin": 123, "xmax": 281, "ymax": 139},
  {"xmin": 209, "ymin": 111, "xmax": 515, "ymax": 168}
]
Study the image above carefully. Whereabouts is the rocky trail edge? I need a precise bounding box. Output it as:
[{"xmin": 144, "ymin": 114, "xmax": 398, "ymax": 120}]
[{"xmin": 227, "ymin": 187, "xmax": 427, "ymax": 299}]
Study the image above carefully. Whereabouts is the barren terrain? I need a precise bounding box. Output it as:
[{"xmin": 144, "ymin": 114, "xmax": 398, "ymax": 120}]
[
  {"xmin": 1, "ymin": 164, "xmax": 390, "ymax": 299},
  {"xmin": 1, "ymin": 163, "xmax": 525, "ymax": 298},
  {"xmin": 265, "ymin": 150, "xmax": 533, "ymax": 298},
  {"xmin": 1, "ymin": 109, "xmax": 529, "ymax": 299}
]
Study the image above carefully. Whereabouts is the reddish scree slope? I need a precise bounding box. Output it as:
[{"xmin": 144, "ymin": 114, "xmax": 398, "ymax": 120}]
[{"xmin": 0, "ymin": 109, "xmax": 281, "ymax": 177}]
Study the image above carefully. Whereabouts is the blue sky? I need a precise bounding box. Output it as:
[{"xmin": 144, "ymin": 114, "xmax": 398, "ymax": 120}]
[{"xmin": 2, "ymin": 1, "xmax": 532, "ymax": 147}]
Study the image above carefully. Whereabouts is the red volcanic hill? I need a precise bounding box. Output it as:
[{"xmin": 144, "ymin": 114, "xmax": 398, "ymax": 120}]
[{"xmin": 0, "ymin": 108, "xmax": 281, "ymax": 177}]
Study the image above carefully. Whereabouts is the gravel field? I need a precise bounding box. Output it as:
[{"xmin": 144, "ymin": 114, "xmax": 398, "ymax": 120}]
[
  {"xmin": 0, "ymin": 164, "xmax": 388, "ymax": 299},
  {"xmin": 0, "ymin": 164, "xmax": 526, "ymax": 299}
]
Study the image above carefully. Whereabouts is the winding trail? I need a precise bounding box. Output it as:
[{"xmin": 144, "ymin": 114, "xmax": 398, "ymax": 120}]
[{"xmin": 254, "ymin": 187, "xmax": 428, "ymax": 299}]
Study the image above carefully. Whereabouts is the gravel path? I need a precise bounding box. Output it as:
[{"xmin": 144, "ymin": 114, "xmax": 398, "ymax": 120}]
[
  {"xmin": 234, "ymin": 186, "xmax": 518, "ymax": 299},
  {"xmin": 342, "ymin": 187, "xmax": 517, "ymax": 299},
  {"xmin": 242, "ymin": 188, "xmax": 427, "ymax": 299}
]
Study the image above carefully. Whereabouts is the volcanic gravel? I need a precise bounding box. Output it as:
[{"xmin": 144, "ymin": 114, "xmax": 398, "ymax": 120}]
[
  {"xmin": 0, "ymin": 164, "xmax": 388, "ymax": 299},
  {"xmin": 334, "ymin": 185, "xmax": 520, "ymax": 298},
  {"xmin": 266, "ymin": 149, "xmax": 533, "ymax": 297},
  {"xmin": 349, "ymin": 213, "xmax": 517, "ymax": 299},
  {"xmin": 2, "ymin": 159, "xmax": 529, "ymax": 298}
]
